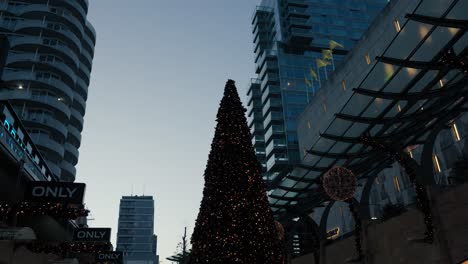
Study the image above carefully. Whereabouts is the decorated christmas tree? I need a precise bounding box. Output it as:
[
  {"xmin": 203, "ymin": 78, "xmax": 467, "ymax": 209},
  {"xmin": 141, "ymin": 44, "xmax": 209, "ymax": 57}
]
[{"xmin": 189, "ymin": 80, "xmax": 285, "ymax": 263}]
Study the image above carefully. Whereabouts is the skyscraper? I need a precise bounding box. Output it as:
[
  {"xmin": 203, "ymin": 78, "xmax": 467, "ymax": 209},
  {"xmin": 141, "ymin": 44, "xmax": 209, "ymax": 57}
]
[
  {"xmin": 0, "ymin": 0, "xmax": 96, "ymax": 182},
  {"xmin": 117, "ymin": 195, "xmax": 159, "ymax": 264},
  {"xmin": 247, "ymin": 0, "xmax": 388, "ymax": 189}
]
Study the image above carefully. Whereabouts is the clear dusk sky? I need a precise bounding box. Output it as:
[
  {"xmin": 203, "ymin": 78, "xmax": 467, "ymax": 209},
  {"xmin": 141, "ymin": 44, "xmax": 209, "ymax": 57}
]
[{"xmin": 79, "ymin": 1, "xmax": 258, "ymax": 263}]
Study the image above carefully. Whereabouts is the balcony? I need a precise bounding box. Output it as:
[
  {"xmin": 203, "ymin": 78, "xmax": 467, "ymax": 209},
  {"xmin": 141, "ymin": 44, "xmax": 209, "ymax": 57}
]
[
  {"xmin": 9, "ymin": 36, "xmax": 79, "ymax": 66},
  {"xmin": 285, "ymin": 27, "xmax": 313, "ymax": 45},
  {"xmin": 250, "ymin": 122, "xmax": 265, "ymax": 135},
  {"xmin": 261, "ymin": 73, "xmax": 280, "ymax": 91},
  {"xmin": 265, "ymin": 139, "xmax": 287, "ymax": 158},
  {"xmin": 32, "ymin": 133, "xmax": 65, "ymax": 159},
  {"xmin": 259, "ymin": 61, "xmax": 279, "ymax": 80},
  {"xmin": 22, "ymin": 115, "xmax": 68, "ymax": 140},
  {"xmin": 263, "ymin": 111, "xmax": 283, "ymax": 129},
  {"xmin": 2, "ymin": 70, "xmax": 74, "ymax": 102},
  {"xmin": 287, "ymin": 17, "xmax": 311, "ymax": 30},
  {"xmin": 251, "ymin": 6, "xmax": 274, "ymax": 25},
  {"xmin": 261, "ymin": 85, "xmax": 281, "ymax": 104},
  {"xmin": 0, "ymin": 90, "xmax": 71, "ymax": 121},
  {"xmin": 6, "ymin": 53, "xmax": 77, "ymax": 84},
  {"xmin": 70, "ymin": 108, "xmax": 84, "ymax": 131},
  {"xmin": 285, "ymin": 6, "xmax": 310, "ymax": 19},
  {"xmin": 64, "ymin": 142, "xmax": 79, "ymax": 165},
  {"xmin": 246, "ymin": 78, "xmax": 261, "ymax": 96},
  {"xmin": 67, "ymin": 125, "xmax": 82, "ymax": 147},
  {"xmin": 251, "ymin": 135, "xmax": 265, "ymax": 147},
  {"xmin": 266, "ymin": 153, "xmax": 289, "ymax": 171},
  {"xmin": 264, "ymin": 124, "xmax": 285, "ymax": 143},
  {"xmin": 60, "ymin": 160, "xmax": 76, "ymax": 182},
  {"xmin": 262, "ymin": 98, "xmax": 282, "ymax": 116}
]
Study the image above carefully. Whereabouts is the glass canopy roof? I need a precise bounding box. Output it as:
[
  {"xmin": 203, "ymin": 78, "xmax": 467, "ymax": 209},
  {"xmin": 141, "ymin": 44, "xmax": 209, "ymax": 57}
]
[{"xmin": 269, "ymin": 0, "xmax": 468, "ymax": 219}]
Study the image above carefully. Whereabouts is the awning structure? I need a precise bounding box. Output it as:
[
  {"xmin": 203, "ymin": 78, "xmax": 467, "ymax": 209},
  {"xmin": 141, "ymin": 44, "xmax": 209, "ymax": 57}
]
[{"xmin": 268, "ymin": 0, "xmax": 468, "ymax": 221}]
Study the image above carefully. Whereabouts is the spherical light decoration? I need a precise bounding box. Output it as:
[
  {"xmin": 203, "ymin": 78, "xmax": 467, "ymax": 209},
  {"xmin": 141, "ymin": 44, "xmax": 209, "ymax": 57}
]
[
  {"xmin": 275, "ymin": 220, "xmax": 285, "ymax": 241},
  {"xmin": 323, "ymin": 167, "xmax": 357, "ymax": 201}
]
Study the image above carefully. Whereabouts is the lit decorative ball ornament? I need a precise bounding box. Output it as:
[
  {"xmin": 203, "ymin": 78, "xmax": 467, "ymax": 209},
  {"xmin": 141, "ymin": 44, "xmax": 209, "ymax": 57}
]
[
  {"xmin": 274, "ymin": 220, "xmax": 285, "ymax": 241},
  {"xmin": 323, "ymin": 167, "xmax": 357, "ymax": 201}
]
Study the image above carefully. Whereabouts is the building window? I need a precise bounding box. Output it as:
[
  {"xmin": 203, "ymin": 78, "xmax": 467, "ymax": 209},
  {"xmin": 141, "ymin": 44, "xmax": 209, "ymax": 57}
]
[
  {"xmin": 439, "ymin": 79, "xmax": 444, "ymax": 88},
  {"xmin": 394, "ymin": 18, "xmax": 401, "ymax": 32},
  {"xmin": 365, "ymin": 52, "xmax": 371, "ymax": 65},
  {"xmin": 451, "ymin": 122, "xmax": 461, "ymax": 142},
  {"xmin": 393, "ymin": 176, "xmax": 401, "ymax": 192},
  {"xmin": 432, "ymin": 154, "xmax": 442, "ymax": 173},
  {"xmin": 397, "ymin": 104, "xmax": 402, "ymax": 112},
  {"xmin": 341, "ymin": 79, "xmax": 346, "ymax": 91}
]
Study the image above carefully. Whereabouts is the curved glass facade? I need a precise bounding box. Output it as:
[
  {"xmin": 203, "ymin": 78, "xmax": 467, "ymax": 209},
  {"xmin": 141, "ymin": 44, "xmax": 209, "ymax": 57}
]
[
  {"xmin": 0, "ymin": 0, "xmax": 96, "ymax": 182},
  {"xmin": 247, "ymin": 0, "xmax": 388, "ymax": 188}
]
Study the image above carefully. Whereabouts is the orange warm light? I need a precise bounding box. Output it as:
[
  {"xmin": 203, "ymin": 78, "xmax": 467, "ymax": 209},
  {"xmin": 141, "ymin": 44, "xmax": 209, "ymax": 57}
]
[{"xmin": 394, "ymin": 19, "xmax": 401, "ymax": 32}]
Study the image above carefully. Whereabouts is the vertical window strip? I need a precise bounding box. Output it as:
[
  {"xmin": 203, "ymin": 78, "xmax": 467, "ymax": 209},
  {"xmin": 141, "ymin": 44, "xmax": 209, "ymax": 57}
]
[
  {"xmin": 393, "ymin": 176, "xmax": 401, "ymax": 192},
  {"xmin": 365, "ymin": 52, "xmax": 371, "ymax": 65},
  {"xmin": 451, "ymin": 122, "xmax": 461, "ymax": 141},
  {"xmin": 439, "ymin": 79, "xmax": 444, "ymax": 88},
  {"xmin": 432, "ymin": 154, "xmax": 442, "ymax": 173},
  {"xmin": 394, "ymin": 18, "xmax": 401, "ymax": 32}
]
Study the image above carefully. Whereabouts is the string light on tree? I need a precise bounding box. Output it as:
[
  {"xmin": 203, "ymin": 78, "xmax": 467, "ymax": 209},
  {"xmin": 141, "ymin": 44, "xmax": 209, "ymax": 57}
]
[
  {"xmin": 322, "ymin": 166, "xmax": 362, "ymax": 259},
  {"xmin": 189, "ymin": 80, "xmax": 285, "ymax": 264},
  {"xmin": 26, "ymin": 241, "xmax": 111, "ymax": 256},
  {"xmin": 323, "ymin": 167, "xmax": 357, "ymax": 201},
  {"xmin": 0, "ymin": 202, "xmax": 89, "ymax": 219},
  {"xmin": 360, "ymin": 133, "xmax": 434, "ymax": 242}
]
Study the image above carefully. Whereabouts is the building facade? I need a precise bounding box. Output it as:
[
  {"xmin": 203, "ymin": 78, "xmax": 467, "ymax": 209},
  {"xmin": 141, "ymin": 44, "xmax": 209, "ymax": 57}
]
[
  {"xmin": 117, "ymin": 196, "xmax": 159, "ymax": 264},
  {"xmin": 266, "ymin": 0, "xmax": 468, "ymax": 259},
  {"xmin": 247, "ymin": 0, "xmax": 388, "ymax": 189},
  {"xmin": 0, "ymin": 0, "xmax": 96, "ymax": 182}
]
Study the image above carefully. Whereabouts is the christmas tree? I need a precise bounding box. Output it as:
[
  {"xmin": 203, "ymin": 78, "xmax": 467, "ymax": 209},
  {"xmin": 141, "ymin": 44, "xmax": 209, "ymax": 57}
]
[{"xmin": 189, "ymin": 80, "xmax": 285, "ymax": 263}]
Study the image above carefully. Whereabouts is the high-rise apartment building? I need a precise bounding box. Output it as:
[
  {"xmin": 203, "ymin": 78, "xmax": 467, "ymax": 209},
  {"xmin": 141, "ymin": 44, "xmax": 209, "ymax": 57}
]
[
  {"xmin": 117, "ymin": 196, "xmax": 159, "ymax": 264},
  {"xmin": 0, "ymin": 0, "xmax": 96, "ymax": 182},
  {"xmin": 247, "ymin": 0, "xmax": 388, "ymax": 188}
]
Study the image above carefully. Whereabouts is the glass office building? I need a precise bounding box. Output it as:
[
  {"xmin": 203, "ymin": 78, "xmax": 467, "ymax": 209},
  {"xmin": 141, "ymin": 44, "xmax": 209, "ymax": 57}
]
[
  {"xmin": 117, "ymin": 196, "xmax": 159, "ymax": 264},
  {"xmin": 246, "ymin": 0, "xmax": 388, "ymax": 189},
  {"xmin": 0, "ymin": 0, "xmax": 96, "ymax": 182}
]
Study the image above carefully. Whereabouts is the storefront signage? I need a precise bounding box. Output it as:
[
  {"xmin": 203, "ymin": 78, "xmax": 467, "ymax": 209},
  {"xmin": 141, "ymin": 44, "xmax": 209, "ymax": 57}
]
[
  {"xmin": 0, "ymin": 101, "xmax": 55, "ymax": 181},
  {"xmin": 0, "ymin": 227, "xmax": 36, "ymax": 241},
  {"xmin": 326, "ymin": 227, "xmax": 340, "ymax": 240},
  {"xmin": 73, "ymin": 228, "xmax": 111, "ymax": 242},
  {"xmin": 25, "ymin": 182, "xmax": 86, "ymax": 204},
  {"xmin": 96, "ymin": 251, "xmax": 123, "ymax": 263}
]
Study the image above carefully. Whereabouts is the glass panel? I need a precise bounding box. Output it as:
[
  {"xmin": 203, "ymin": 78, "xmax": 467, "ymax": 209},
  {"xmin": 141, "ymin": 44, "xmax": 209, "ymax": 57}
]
[
  {"xmin": 409, "ymin": 70, "xmax": 438, "ymax": 92},
  {"xmin": 330, "ymin": 142, "xmax": 351, "ymax": 154},
  {"xmin": 345, "ymin": 123, "xmax": 368, "ymax": 137},
  {"xmin": 327, "ymin": 119, "xmax": 353, "ymax": 136},
  {"xmin": 412, "ymin": 27, "xmax": 455, "ymax": 61},
  {"xmin": 453, "ymin": 34, "xmax": 468, "ymax": 55},
  {"xmin": 341, "ymin": 94, "xmax": 372, "ymax": 116},
  {"xmin": 447, "ymin": 0, "xmax": 467, "ymax": 19},
  {"xmin": 383, "ymin": 67, "xmax": 420, "ymax": 93},
  {"xmin": 369, "ymin": 124, "xmax": 384, "ymax": 136},
  {"xmin": 361, "ymin": 63, "xmax": 396, "ymax": 91},
  {"xmin": 362, "ymin": 98, "xmax": 392, "ymax": 118},
  {"xmin": 416, "ymin": 0, "xmax": 455, "ymax": 17},
  {"xmin": 316, "ymin": 158, "xmax": 335, "ymax": 167},
  {"xmin": 385, "ymin": 21, "xmax": 430, "ymax": 60},
  {"xmin": 314, "ymin": 137, "xmax": 335, "ymax": 152}
]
